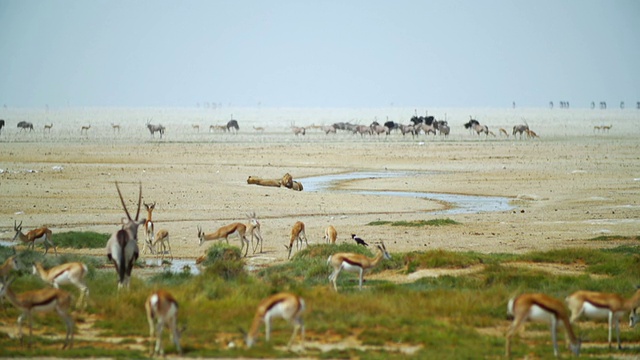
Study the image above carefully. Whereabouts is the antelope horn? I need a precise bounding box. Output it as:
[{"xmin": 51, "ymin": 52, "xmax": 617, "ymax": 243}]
[
  {"xmin": 135, "ymin": 182, "xmax": 142, "ymax": 221},
  {"xmin": 115, "ymin": 182, "xmax": 132, "ymax": 221}
]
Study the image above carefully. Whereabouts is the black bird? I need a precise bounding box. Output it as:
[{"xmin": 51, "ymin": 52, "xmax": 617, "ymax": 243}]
[{"xmin": 351, "ymin": 234, "xmax": 368, "ymax": 246}]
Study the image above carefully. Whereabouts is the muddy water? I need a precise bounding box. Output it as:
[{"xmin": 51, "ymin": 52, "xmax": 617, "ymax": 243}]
[{"xmin": 303, "ymin": 171, "xmax": 513, "ymax": 215}]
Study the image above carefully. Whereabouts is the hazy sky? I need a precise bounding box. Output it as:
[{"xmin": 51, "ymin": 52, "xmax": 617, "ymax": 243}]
[{"xmin": 0, "ymin": 0, "xmax": 638, "ymax": 108}]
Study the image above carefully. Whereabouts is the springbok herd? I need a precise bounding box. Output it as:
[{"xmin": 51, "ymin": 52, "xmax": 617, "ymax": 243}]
[{"xmin": 1, "ymin": 180, "xmax": 639, "ymax": 356}]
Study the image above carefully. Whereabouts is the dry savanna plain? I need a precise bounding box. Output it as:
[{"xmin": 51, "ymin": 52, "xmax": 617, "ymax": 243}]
[{"xmin": 0, "ymin": 107, "xmax": 639, "ymax": 359}]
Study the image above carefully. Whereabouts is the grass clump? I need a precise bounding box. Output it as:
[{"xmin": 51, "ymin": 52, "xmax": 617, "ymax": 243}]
[
  {"xmin": 199, "ymin": 243, "xmax": 247, "ymax": 280},
  {"xmin": 368, "ymin": 218, "xmax": 460, "ymax": 227},
  {"xmin": 53, "ymin": 231, "xmax": 109, "ymax": 249}
]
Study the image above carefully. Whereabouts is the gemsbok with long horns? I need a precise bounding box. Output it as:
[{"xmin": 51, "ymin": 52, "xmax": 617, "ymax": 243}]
[
  {"xmin": 13, "ymin": 221, "xmax": 57, "ymax": 256},
  {"xmin": 327, "ymin": 241, "xmax": 391, "ymax": 291},
  {"xmin": 0, "ymin": 277, "xmax": 74, "ymax": 349},
  {"xmin": 243, "ymin": 292, "xmax": 305, "ymax": 349},
  {"xmin": 32, "ymin": 261, "xmax": 89, "ymax": 310},
  {"xmin": 198, "ymin": 221, "xmax": 250, "ymax": 257},
  {"xmin": 106, "ymin": 182, "xmax": 145, "ymax": 290},
  {"xmin": 145, "ymin": 290, "xmax": 183, "ymax": 356},
  {"xmin": 565, "ymin": 287, "xmax": 640, "ymax": 350},
  {"xmin": 506, "ymin": 293, "xmax": 581, "ymax": 357}
]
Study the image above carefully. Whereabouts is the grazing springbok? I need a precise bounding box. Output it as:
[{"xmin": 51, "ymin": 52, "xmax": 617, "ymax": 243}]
[
  {"xmin": 106, "ymin": 182, "xmax": 145, "ymax": 290},
  {"xmin": 0, "ymin": 277, "xmax": 74, "ymax": 349},
  {"xmin": 192, "ymin": 124, "xmax": 200, "ymax": 132},
  {"xmin": 324, "ymin": 225, "xmax": 337, "ymax": 244},
  {"xmin": 145, "ymin": 290, "xmax": 183, "ymax": 356},
  {"xmin": 210, "ymin": 124, "xmax": 227, "ymax": 132},
  {"xmin": 243, "ymin": 292, "xmax": 305, "ymax": 349},
  {"xmin": 13, "ymin": 221, "xmax": 57, "ymax": 255},
  {"xmin": 32, "ymin": 261, "xmax": 89, "ymax": 310},
  {"xmin": 566, "ymin": 288, "xmax": 640, "ymax": 350},
  {"xmin": 328, "ymin": 241, "xmax": 390, "ymax": 291},
  {"xmin": 44, "ymin": 123, "xmax": 53, "ymax": 133},
  {"xmin": 506, "ymin": 293, "xmax": 580, "ymax": 358},
  {"xmin": 197, "ymin": 222, "xmax": 250, "ymax": 257},
  {"xmin": 499, "ymin": 128, "xmax": 509, "ymax": 137},
  {"xmin": 142, "ymin": 202, "xmax": 156, "ymax": 255},
  {"xmin": 253, "ymin": 126, "xmax": 265, "ymax": 132},
  {"xmin": 512, "ymin": 124, "xmax": 529, "ymax": 139},
  {"xmin": 601, "ymin": 124, "xmax": 612, "ymax": 133},
  {"xmin": 152, "ymin": 229, "xmax": 172, "ymax": 260},
  {"xmin": 80, "ymin": 125, "xmax": 91, "ymax": 135},
  {"xmin": 146, "ymin": 121, "xmax": 166, "ymax": 139},
  {"xmin": 286, "ymin": 221, "xmax": 308, "ymax": 259},
  {"xmin": 17, "ymin": 121, "xmax": 34, "ymax": 132},
  {"xmin": 111, "ymin": 123, "xmax": 120, "ymax": 133},
  {"xmin": 227, "ymin": 119, "xmax": 239, "ymax": 133},
  {"xmin": 291, "ymin": 126, "xmax": 306, "ymax": 136},
  {"xmin": 525, "ymin": 129, "xmax": 539, "ymax": 139}
]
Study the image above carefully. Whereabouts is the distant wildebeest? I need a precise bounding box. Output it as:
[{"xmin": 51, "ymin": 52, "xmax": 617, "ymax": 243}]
[
  {"xmin": 17, "ymin": 121, "xmax": 34, "ymax": 132},
  {"xmin": 0, "ymin": 119, "xmax": 4, "ymax": 134},
  {"xmin": 464, "ymin": 118, "xmax": 489, "ymax": 136},
  {"xmin": 512, "ymin": 124, "xmax": 529, "ymax": 139},
  {"xmin": 146, "ymin": 121, "xmax": 165, "ymax": 139},
  {"xmin": 227, "ymin": 119, "xmax": 239, "ymax": 133}
]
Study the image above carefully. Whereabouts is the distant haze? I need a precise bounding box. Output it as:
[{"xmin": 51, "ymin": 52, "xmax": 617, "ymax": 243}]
[{"xmin": 0, "ymin": 0, "xmax": 638, "ymax": 108}]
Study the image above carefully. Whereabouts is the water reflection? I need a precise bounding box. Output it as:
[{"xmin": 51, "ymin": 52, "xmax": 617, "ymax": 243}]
[{"xmin": 303, "ymin": 171, "xmax": 513, "ymax": 215}]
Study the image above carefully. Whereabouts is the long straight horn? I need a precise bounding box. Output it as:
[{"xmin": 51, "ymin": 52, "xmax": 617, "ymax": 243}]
[
  {"xmin": 135, "ymin": 182, "xmax": 142, "ymax": 221},
  {"xmin": 115, "ymin": 182, "xmax": 132, "ymax": 220}
]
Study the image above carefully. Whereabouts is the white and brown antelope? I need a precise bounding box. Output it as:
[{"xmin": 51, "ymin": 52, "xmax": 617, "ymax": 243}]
[
  {"xmin": 285, "ymin": 221, "xmax": 308, "ymax": 259},
  {"xmin": 198, "ymin": 222, "xmax": 250, "ymax": 257},
  {"xmin": 13, "ymin": 221, "xmax": 58, "ymax": 255},
  {"xmin": 192, "ymin": 124, "xmax": 200, "ymax": 132},
  {"xmin": 253, "ymin": 126, "xmax": 265, "ymax": 132},
  {"xmin": 80, "ymin": 125, "xmax": 91, "ymax": 135},
  {"xmin": 145, "ymin": 290, "xmax": 183, "ymax": 356},
  {"xmin": 111, "ymin": 123, "xmax": 120, "ymax": 133},
  {"xmin": 243, "ymin": 292, "xmax": 305, "ymax": 349},
  {"xmin": 0, "ymin": 253, "xmax": 19, "ymax": 283},
  {"xmin": 566, "ymin": 288, "xmax": 640, "ymax": 349},
  {"xmin": 246, "ymin": 212, "xmax": 264, "ymax": 254},
  {"xmin": 630, "ymin": 307, "xmax": 640, "ymax": 328},
  {"xmin": 142, "ymin": 202, "xmax": 156, "ymax": 255},
  {"xmin": 44, "ymin": 123, "xmax": 53, "ymax": 133},
  {"xmin": 106, "ymin": 182, "xmax": 145, "ymax": 290},
  {"xmin": 152, "ymin": 229, "xmax": 172, "ymax": 261},
  {"xmin": 0, "ymin": 277, "xmax": 74, "ymax": 349},
  {"xmin": 327, "ymin": 241, "xmax": 391, "ymax": 291},
  {"xmin": 32, "ymin": 261, "xmax": 89, "ymax": 310},
  {"xmin": 324, "ymin": 225, "xmax": 337, "ymax": 244},
  {"xmin": 506, "ymin": 293, "xmax": 580, "ymax": 357}
]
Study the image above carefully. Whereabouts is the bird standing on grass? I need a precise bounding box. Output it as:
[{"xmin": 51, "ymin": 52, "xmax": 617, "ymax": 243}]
[{"xmin": 351, "ymin": 234, "xmax": 368, "ymax": 246}]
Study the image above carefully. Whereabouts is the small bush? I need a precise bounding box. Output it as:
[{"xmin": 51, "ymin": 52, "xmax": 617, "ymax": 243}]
[{"xmin": 200, "ymin": 243, "xmax": 246, "ymax": 280}]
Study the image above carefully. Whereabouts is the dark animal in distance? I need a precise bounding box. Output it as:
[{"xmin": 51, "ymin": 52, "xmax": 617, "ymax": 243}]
[
  {"xmin": 227, "ymin": 119, "xmax": 239, "ymax": 133},
  {"xmin": 0, "ymin": 119, "xmax": 4, "ymax": 134},
  {"xmin": 146, "ymin": 121, "xmax": 165, "ymax": 139},
  {"xmin": 17, "ymin": 121, "xmax": 34, "ymax": 132},
  {"xmin": 351, "ymin": 234, "xmax": 368, "ymax": 246}
]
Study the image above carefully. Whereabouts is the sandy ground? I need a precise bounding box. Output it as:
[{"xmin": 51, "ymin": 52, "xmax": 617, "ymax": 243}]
[{"xmin": 1, "ymin": 109, "xmax": 638, "ymax": 265}]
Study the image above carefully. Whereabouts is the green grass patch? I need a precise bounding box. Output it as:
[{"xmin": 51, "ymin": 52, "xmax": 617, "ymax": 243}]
[
  {"xmin": 589, "ymin": 235, "xmax": 639, "ymax": 241},
  {"xmin": 367, "ymin": 218, "xmax": 460, "ymax": 227},
  {"xmin": 53, "ymin": 231, "xmax": 109, "ymax": 249}
]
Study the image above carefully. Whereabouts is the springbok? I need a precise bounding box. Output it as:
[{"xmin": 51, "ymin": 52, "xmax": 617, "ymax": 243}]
[
  {"xmin": 286, "ymin": 221, "xmax": 308, "ymax": 259},
  {"xmin": 152, "ymin": 229, "xmax": 172, "ymax": 260},
  {"xmin": 499, "ymin": 128, "xmax": 509, "ymax": 137},
  {"xmin": 44, "ymin": 123, "xmax": 53, "ymax": 133},
  {"xmin": 13, "ymin": 221, "xmax": 57, "ymax": 255},
  {"xmin": 197, "ymin": 222, "xmax": 250, "ymax": 257},
  {"xmin": 566, "ymin": 288, "xmax": 640, "ymax": 350},
  {"xmin": 209, "ymin": 124, "xmax": 227, "ymax": 132},
  {"xmin": 506, "ymin": 293, "xmax": 580, "ymax": 357},
  {"xmin": 253, "ymin": 126, "xmax": 265, "ymax": 132},
  {"xmin": 246, "ymin": 212, "xmax": 264, "ymax": 254},
  {"xmin": 145, "ymin": 290, "xmax": 183, "ymax": 356},
  {"xmin": 111, "ymin": 123, "xmax": 120, "ymax": 133},
  {"xmin": 0, "ymin": 277, "xmax": 74, "ymax": 349},
  {"xmin": 243, "ymin": 292, "xmax": 305, "ymax": 349},
  {"xmin": 324, "ymin": 225, "xmax": 337, "ymax": 244},
  {"xmin": 0, "ymin": 253, "xmax": 19, "ymax": 283},
  {"xmin": 32, "ymin": 261, "xmax": 89, "ymax": 310},
  {"xmin": 80, "ymin": 125, "xmax": 91, "ymax": 135},
  {"xmin": 142, "ymin": 202, "xmax": 156, "ymax": 255},
  {"xmin": 327, "ymin": 242, "xmax": 391, "ymax": 291},
  {"xmin": 106, "ymin": 182, "xmax": 145, "ymax": 290}
]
